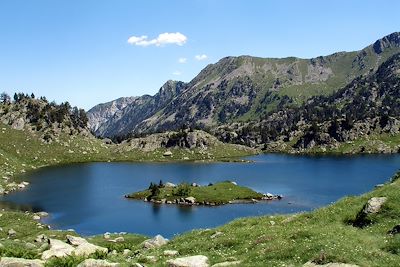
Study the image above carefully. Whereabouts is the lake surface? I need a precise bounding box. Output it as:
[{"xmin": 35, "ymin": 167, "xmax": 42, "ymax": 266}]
[{"xmin": 1, "ymin": 154, "xmax": 400, "ymax": 238}]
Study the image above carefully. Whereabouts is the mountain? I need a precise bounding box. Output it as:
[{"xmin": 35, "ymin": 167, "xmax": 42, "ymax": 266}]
[
  {"xmin": 88, "ymin": 32, "xmax": 400, "ymax": 138},
  {"xmin": 88, "ymin": 80, "xmax": 185, "ymax": 137},
  {"xmin": 214, "ymin": 52, "xmax": 400, "ymax": 153}
]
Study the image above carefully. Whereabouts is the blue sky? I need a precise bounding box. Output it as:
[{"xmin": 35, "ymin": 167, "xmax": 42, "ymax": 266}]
[{"xmin": 0, "ymin": 0, "xmax": 399, "ymax": 110}]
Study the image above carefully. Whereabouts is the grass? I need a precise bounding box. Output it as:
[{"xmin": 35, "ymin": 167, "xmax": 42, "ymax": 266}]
[
  {"xmin": 0, "ymin": 123, "xmax": 255, "ymax": 190},
  {"xmin": 126, "ymin": 181, "xmax": 264, "ymax": 204},
  {"xmin": 1, "ymin": 121, "xmax": 400, "ymax": 266},
  {"xmin": 143, "ymin": 174, "xmax": 400, "ymax": 266}
]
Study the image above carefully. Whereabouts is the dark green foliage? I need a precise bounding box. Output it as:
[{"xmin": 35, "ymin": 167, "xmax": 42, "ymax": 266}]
[{"xmin": 173, "ymin": 183, "xmax": 191, "ymax": 197}]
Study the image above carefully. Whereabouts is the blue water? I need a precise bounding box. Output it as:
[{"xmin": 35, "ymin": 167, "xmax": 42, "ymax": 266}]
[{"xmin": 1, "ymin": 154, "xmax": 399, "ymax": 238}]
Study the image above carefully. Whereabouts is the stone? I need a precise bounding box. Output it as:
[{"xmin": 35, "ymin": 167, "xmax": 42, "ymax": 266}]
[
  {"xmin": 41, "ymin": 239, "xmax": 75, "ymax": 260},
  {"xmin": 25, "ymin": 242, "xmax": 37, "ymax": 250},
  {"xmin": 103, "ymin": 232, "xmax": 111, "ymax": 239},
  {"xmin": 33, "ymin": 215, "xmax": 41, "ymax": 220},
  {"xmin": 143, "ymin": 234, "xmax": 168, "ymax": 249},
  {"xmin": 35, "ymin": 212, "xmax": 49, "ymax": 217},
  {"xmin": 77, "ymin": 259, "xmax": 120, "ymax": 267},
  {"xmin": 230, "ymin": 181, "xmax": 237, "ymax": 186},
  {"xmin": 211, "ymin": 261, "xmax": 242, "ymax": 267},
  {"xmin": 66, "ymin": 235, "xmax": 87, "ymax": 246},
  {"xmin": 114, "ymin": 236, "xmax": 124, "ymax": 242},
  {"xmin": 11, "ymin": 118, "xmax": 25, "ymax": 130},
  {"xmin": 165, "ymin": 182, "xmax": 177, "ymax": 188},
  {"xmin": 123, "ymin": 249, "xmax": 131, "ymax": 256},
  {"xmin": 388, "ymin": 224, "xmax": 400, "ymax": 235},
  {"xmin": 0, "ymin": 257, "xmax": 45, "ymax": 267},
  {"xmin": 8, "ymin": 229, "xmax": 17, "ymax": 237},
  {"xmin": 164, "ymin": 250, "xmax": 179, "ymax": 257},
  {"xmin": 185, "ymin": 197, "xmax": 196, "ymax": 204},
  {"xmin": 363, "ymin": 197, "xmax": 387, "ymax": 214},
  {"xmin": 167, "ymin": 255, "xmax": 209, "ymax": 267},
  {"xmin": 73, "ymin": 242, "xmax": 108, "ymax": 257},
  {"xmin": 163, "ymin": 151, "xmax": 173, "ymax": 157},
  {"xmin": 353, "ymin": 197, "xmax": 387, "ymax": 227},
  {"xmin": 210, "ymin": 231, "xmax": 223, "ymax": 239}
]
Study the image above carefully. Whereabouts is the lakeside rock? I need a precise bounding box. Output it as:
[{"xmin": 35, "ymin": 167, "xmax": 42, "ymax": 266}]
[
  {"xmin": 167, "ymin": 255, "xmax": 209, "ymax": 267},
  {"xmin": 41, "ymin": 239, "xmax": 75, "ymax": 260},
  {"xmin": 353, "ymin": 197, "xmax": 387, "ymax": 227},
  {"xmin": 143, "ymin": 234, "xmax": 168, "ymax": 249},
  {"xmin": 77, "ymin": 259, "xmax": 120, "ymax": 267},
  {"xmin": 0, "ymin": 257, "xmax": 45, "ymax": 267}
]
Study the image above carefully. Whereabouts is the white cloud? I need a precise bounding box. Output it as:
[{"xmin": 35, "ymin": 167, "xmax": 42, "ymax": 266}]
[
  {"xmin": 127, "ymin": 32, "xmax": 187, "ymax": 47},
  {"xmin": 178, "ymin": 57, "xmax": 187, "ymax": 63},
  {"xmin": 172, "ymin": 71, "xmax": 182, "ymax": 76},
  {"xmin": 195, "ymin": 54, "xmax": 208, "ymax": 61}
]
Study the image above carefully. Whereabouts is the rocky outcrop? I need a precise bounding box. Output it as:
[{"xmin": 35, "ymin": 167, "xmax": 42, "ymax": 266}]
[
  {"xmin": 142, "ymin": 234, "xmax": 168, "ymax": 249},
  {"xmin": 0, "ymin": 257, "xmax": 45, "ymax": 267},
  {"xmin": 353, "ymin": 197, "xmax": 387, "ymax": 227},
  {"xmin": 167, "ymin": 255, "xmax": 209, "ymax": 267},
  {"xmin": 41, "ymin": 236, "xmax": 108, "ymax": 259},
  {"xmin": 76, "ymin": 259, "xmax": 120, "ymax": 267},
  {"xmin": 41, "ymin": 239, "xmax": 75, "ymax": 260},
  {"xmin": 87, "ymin": 80, "xmax": 185, "ymax": 137},
  {"xmin": 122, "ymin": 130, "xmax": 227, "ymax": 152}
]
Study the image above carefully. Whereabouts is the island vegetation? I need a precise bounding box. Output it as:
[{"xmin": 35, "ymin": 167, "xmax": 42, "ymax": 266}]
[{"xmin": 125, "ymin": 181, "xmax": 281, "ymax": 205}]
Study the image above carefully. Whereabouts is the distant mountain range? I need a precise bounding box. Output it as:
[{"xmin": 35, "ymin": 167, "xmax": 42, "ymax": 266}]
[{"xmin": 87, "ymin": 32, "xmax": 400, "ymax": 139}]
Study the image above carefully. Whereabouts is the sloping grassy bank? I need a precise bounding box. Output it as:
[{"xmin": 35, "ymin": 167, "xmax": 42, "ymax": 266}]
[
  {"xmin": 1, "ymin": 122, "xmax": 400, "ymax": 266},
  {"xmin": 0, "ymin": 171, "xmax": 399, "ymax": 266}
]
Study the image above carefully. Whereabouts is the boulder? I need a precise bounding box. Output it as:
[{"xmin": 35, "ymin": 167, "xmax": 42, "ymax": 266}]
[
  {"xmin": 388, "ymin": 224, "xmax": 400, "ymax": 235},
  {"xmin": 164, "ymin": 250, "xmax": 179, "ymax": 257},
  {"xmin": 103, "ymin": 232, "xmax": 111, "ymax": 239},
  {"xmin": 8, "ymin": 229, "xmax": 16, "ymax": 237},
  {"xmin": 143, "ymin": 234, "xmax": 168, "ymax": 249},
  {"xmin": 65, "ymin": 235, "xmax": 108, "ymax": 256},
  {"xmin": 353, "ymin": 197, "xmax": 387, "ymax": 227},
  {"xmin": 34, "ymin": 234, "xmax": 48, "ymax": 243},
  {"xmin": 163, "ymin": 151, "xmax": 173, "ymax": 157},
  {"xmin": 35, "ymin": 212, "xmax": 49, "ymax": 217},
  {"xmin": 74, "ymin": 242, "xmax": 108, "ymax": 257},
  {"xmin": 167, "ymin": 255, "xmax": 209, "ymax": 267},
  {"xmin": 11, "ymin": 118, "xmax": 25, "ymax": 130},
  {"xmin": 32, "ymin": 215, "xmax": 41, "ymax": 220},
  {"xmin": 185, "ymin": 197, "xmax": 196, "ymax": 204},
  {"xmin": 41, "ymin": 239, "xmax": 75, "ymax": 260},
  {"xmin": 0, "ymin": 257, "xmax": 45, "ymax": 267},
  {"xmin": 210, "ymin": 231, "xmax": 223, "ymax": 239},
  {"xmin": 66, "ymin": 235, "xmax": 87, "ymax": 246},
  {"xmin": 165, "ymin": 182, "xmax": 177, "ymax": 188},
  {"xmin": 212, "ymin": 261, "xmax": 241, "ymax": 267},
  {"xmin": 363, "ymin": 197, "xmax": 387, "ymax": 214},
  {"xmin": 77, "ymin": 259, "xmax": 120, "ymax": 267},
  {"xmin": 114, "ymin": 236, "xmax": 124, "ymax": 242}
]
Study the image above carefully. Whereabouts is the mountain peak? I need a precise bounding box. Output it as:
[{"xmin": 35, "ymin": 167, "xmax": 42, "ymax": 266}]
[{"xmin": 372, "ymin": 32, "xmax": 400, "ymax": 54}]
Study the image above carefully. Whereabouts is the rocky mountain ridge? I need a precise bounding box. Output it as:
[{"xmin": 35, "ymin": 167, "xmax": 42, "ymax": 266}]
[
  {"xmin": 213, "ymin": 52, "xmax": 400, "ymax": 153},
  {"xmin": 88, "ymin": 32, "xmax": 400, "ymax": 138}
]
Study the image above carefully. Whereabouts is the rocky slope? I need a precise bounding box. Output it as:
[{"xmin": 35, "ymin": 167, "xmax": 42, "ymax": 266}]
[
  {"xmin": 88, "ymin": 80, "xmax": 185, "ymax": 137},
  {"xmin": 213, "ymin": 52, "xmax": 400, "ymax": 153},
  {"xmin": 88, "ymin": 32, "xmax": 400, "ymax": 138}
]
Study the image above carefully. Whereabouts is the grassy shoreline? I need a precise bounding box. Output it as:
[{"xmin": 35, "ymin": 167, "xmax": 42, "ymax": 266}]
[{"xmin": 1, "ymin": 123, "xmax": 400, "ymax": 266}]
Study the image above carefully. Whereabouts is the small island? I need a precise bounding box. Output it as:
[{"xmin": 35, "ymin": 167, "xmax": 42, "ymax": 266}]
[{"xmin": 125, "ymin": 181, "xmax": 282, "ymax": 206}]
